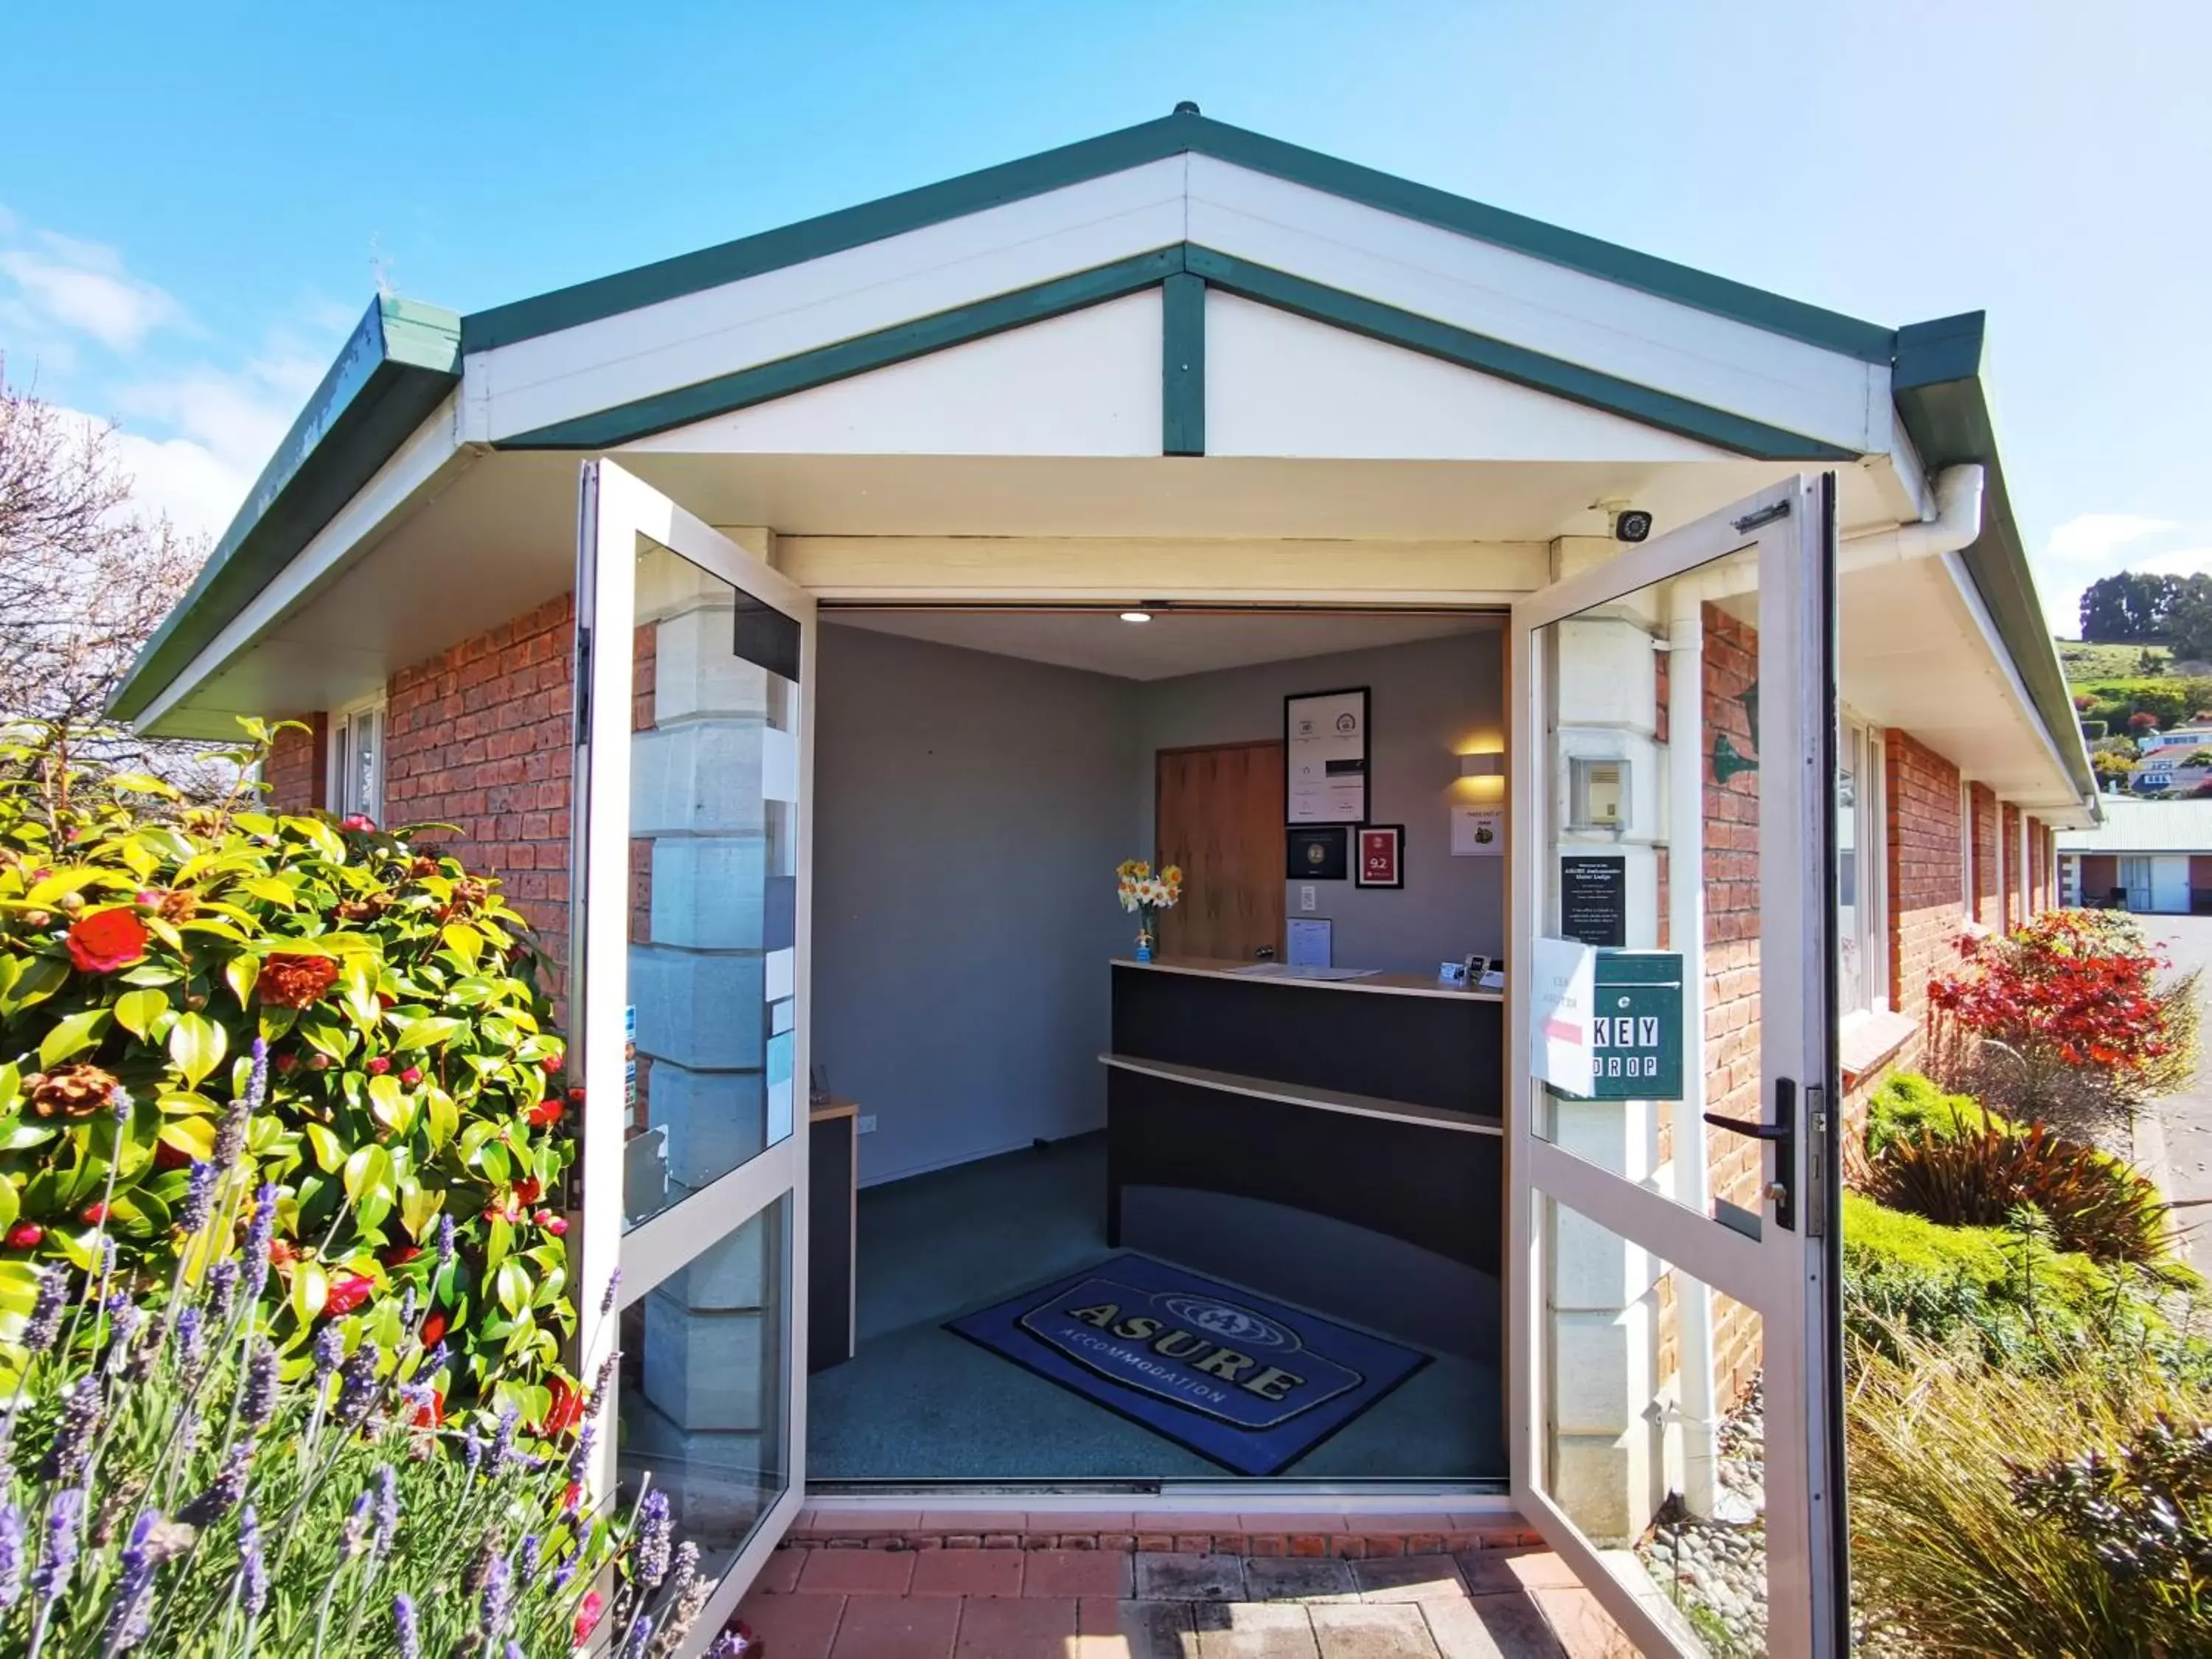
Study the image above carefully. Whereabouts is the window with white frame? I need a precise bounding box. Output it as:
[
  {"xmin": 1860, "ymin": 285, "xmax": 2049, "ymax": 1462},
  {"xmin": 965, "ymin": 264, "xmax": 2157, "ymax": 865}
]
[
  {"xmin": 327, "ymin": 698, "xmax": 386, "ymax": 824},
  {"xmin": 1837, "ymin": 720, "xmax": 1888, "ymax": 1016}
]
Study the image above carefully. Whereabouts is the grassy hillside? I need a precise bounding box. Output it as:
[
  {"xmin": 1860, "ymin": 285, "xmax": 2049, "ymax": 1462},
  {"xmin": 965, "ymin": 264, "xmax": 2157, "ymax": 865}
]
[{"xmin": 2057, "ymin": 640, "xmax": 2171, "ymax": 681}]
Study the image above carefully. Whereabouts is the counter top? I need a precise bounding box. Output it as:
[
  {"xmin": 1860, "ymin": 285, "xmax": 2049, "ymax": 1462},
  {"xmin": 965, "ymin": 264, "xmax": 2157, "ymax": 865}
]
[{"xmin": 1113, "ymin": 954, "xmax": 1501, "ymax": 1003}]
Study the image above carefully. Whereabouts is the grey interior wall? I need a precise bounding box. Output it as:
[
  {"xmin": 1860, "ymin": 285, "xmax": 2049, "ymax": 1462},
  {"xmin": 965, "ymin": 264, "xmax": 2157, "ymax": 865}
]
[
  {"xmin": 1135, "ymin": 629, "xmax": 1506, "ymax": 975},
  {"xmin": 813, "ymin": 624, "xmax": 1137, "ymax": 1186}
]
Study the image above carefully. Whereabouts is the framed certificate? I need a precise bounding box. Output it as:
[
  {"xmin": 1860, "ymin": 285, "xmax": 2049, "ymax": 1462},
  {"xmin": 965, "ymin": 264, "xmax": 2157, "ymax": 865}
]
[
  {"xmin": 1354, "ymin": 824, "xmax": 1404, "ymax": 888},
  {"xmin": 1284, "ymin": 687, "xmax": 1369, "ymax": 824}
]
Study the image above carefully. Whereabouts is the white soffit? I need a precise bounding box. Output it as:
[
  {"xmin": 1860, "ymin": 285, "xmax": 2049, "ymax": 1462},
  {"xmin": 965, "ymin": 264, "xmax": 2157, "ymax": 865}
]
[
  {"xmin": 466, "ymin": 159, "xmax": 1186, "ymax": 443},
  {"xmin": 1205, "ymin": 293, "xmax": 1733, "ymax": 462},
  {"xmin": 1185, "ymin": 156, "xmax": 1886, "ymax": 456},
  {"xmin": 619, "ymin": 293, "xmax": 1161, "ymax": 457}
]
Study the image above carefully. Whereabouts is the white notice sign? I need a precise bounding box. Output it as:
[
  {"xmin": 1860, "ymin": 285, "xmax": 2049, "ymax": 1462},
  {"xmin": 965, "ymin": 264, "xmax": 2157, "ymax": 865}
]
[
  {"xmin": 1452, "ymin": 806, "xmax": 1503, "ymax": 857},
  {"xmin": 1286, "ymin": 689, "xmax": 1368, "ymax": 824},
  {"xmin": 1529, "ymin": 936, "xmax": 1596, "ymax": 1096}
]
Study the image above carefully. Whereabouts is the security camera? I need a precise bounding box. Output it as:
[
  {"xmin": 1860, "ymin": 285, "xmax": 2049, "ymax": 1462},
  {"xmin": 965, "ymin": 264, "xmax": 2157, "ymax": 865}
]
[{"xmin": 1613, "ymin": 509, "xmax": 1654, "ymax": 544}]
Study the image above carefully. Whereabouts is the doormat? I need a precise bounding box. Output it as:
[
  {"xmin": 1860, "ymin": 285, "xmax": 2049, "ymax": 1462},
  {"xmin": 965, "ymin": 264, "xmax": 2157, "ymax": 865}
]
[{"xmin": 946, "ymin": 1253, "xmax": 1428, "ymax": 1476}]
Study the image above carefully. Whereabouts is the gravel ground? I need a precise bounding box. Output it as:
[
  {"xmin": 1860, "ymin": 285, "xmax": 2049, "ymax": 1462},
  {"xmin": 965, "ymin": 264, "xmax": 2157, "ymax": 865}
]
[{"xmin": 1635, "ymin": 1377, "xmax": 1767, "ymax": 1657}]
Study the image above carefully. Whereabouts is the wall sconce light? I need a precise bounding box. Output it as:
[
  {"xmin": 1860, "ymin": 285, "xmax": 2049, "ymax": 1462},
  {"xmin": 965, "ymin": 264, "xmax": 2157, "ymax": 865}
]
[{"xmin": 1458, "ymin": 753, "xmax": 1505, "ymax": 779}]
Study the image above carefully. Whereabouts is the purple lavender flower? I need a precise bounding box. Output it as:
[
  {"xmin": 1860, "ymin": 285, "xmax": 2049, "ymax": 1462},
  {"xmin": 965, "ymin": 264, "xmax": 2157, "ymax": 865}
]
[
  {"xmin": 372, "ymin": 1464, "xmax": 400, "ymax": 1559},
  {"xmin": 393, "ymin": 1593, "xmax": 422, "ymax": 1659},
  {"xmin": 462, "ymin": 1426, "xmax": 485, "ymax": 1474},
  {"xmin": 339, "ymin": 1489, "xmax": 372, "ymax": 1562},
  {"xmin": 506, "ymin": 1644, "xmax": 526, "ymax": 1659},
  {"xmin": 243, "ymin": 1340, "xmax": 278, "ymax": 1427},
  {"xmin": 104, "ymin": 1296, "xmax": 143, "ymax": 1375},
  {"xmin": 244, "ymin": 1185, "xmax": 278, "ymax": 1298},
  {"xmin": 30, "ymin": 1488, "xmax": 83, "ymax": 1604},
  {"xmin": 704, "ymin": 1636, "xmax": 748, "ymax": 1658},
  {"xmin": 565, "ymin": 1419, "xmax": 597, "ymax": 1486},
  {"xmin": 178, "ymin": 1159, "xmax": 220, "ymax": 1237},
  {"xmin": 623, "ymin": 1613, "xmax": 655, "ymax": 1658},
  {"xmin": 601, "ymin": 1267, "xmax": 622, "ymax": 1315},
  {"xmin": 437, "ymin": 1211, "xmax": 456, "ymax": 1272},
  {"xmin": 237, "ymin": 1505, "xmax": 268, "ymax": 1617},
  {"xmin": 173, "ymin": 1306, "xmax": 205, "ymax": 1369},
  {"xmin": 398, "ymin": 1287, "xmax": 417, "ymax": 1329},
  {"xmin": 109, "ymin": 1085, "xmax": 132, "ymax": 1124},
  {"xmin": 417, "ymin": 1342, "xmax": 451, "ymax": 1377},
  {"xmin": 205, "ymin": 1259, "xmax": 240, "ymax": 1327},
  {"xmin": 490, "ymin": 1405, "xmax": 520, "ymax": 1471},
  {"xmin": 636, "ymin": 1488, "xmax": 672, "ymax": 1587},
  {"xmin": 547, "ymin": 1550, "xmax": 579, "ymax": 1595},
  {"xmin": 0, "ymin": 1500, "xmax": 22, "ymax": 1610},
  {"xmin": 590, "ymin": 1347, "xmax": 620, "ymax": 1405},
  {"xmin": 100, "ymin": 1509, "xmax": 161, "ymax": 1653},
  {"xmin": 335, "ymin": 1338, "xmax": 382, "ymax": 1424},
  {"xmin": 40, "ymin": 1378, "xmax": 101, "ymax": 1484},
  {"xmin": 311, "ymin": 1324, "xmax": 344, "ymax": 1386},
  {"xmin": 479, "ymin": 1551, "xmax": 512, "ymax": 1639},
  {"xmin": 21, "ymin": 1268, "xmax": 65, "ymax": 1354},
  {"xmin": 515, "ymin": 1533, "xmax": 542, "ymax": 1590},
  {"xmin": 178, "ymin": 1439, "xmax": 254, "ymax": 1527}
]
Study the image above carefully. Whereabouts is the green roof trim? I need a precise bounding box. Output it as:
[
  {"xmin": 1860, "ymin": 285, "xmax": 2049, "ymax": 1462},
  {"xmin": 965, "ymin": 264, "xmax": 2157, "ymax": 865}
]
[
  {"xmin": 1891, "ymin": 310, "xmax": 2096, "ymax": 804},
  {"xmin": 498, "ymin": 248, "xmax": 1185, "ymax": 449},
  {"xmin": 499, "ymin": 243, "xmax": 1858, "ymax": 460},
  {"xmin": 462, "ymin": 108, "xmax": 1895, "ymax": 364},
  {"xmin": 107, "ymin": 296, "xmax": 462, "ymax": 721}
]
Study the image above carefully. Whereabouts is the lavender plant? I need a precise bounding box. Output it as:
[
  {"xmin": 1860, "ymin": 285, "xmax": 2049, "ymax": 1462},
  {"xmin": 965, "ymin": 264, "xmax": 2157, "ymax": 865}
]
[{"xmin": 0, "ymin": 1074, "xmax": 746, "ymax": 1658}]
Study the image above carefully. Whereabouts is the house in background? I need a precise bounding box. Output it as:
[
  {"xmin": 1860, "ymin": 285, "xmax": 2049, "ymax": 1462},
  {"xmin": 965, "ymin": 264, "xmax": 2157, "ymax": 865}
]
[{"xmin": 2060, "ymin": 796, "xmax": 2212, "ymax": 912}]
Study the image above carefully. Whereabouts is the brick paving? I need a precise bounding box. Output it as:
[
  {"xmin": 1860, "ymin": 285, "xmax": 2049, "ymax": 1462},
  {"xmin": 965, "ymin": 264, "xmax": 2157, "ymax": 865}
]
[{"xmin": 737, "ymin": 1545, "xmax": 1637, "ymax": 1658}]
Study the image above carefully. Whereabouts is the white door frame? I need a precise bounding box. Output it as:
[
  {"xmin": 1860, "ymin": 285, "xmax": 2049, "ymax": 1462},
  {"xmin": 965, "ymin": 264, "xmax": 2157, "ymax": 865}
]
[
  {"xmin": 573, "ymin": 458, "xmax": 818, "ymax": 1645},
  {"xmin": 1507, "ymin": 474, "xmax": 1845, "ymax": 1656}
]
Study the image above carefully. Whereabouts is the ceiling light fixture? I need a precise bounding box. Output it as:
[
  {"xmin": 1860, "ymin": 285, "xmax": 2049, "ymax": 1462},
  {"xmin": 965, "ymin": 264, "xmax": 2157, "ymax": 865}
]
[{"xmin": 1119, "ymin": 611, "xmax": 1152, "ymax": 623}]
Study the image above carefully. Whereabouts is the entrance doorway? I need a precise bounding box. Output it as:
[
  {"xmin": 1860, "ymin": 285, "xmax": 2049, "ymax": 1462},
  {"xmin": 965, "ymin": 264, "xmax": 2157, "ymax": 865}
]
[{"xmin": 1155, "ymin": 740, "xmax": 1285, "ymax": 960}]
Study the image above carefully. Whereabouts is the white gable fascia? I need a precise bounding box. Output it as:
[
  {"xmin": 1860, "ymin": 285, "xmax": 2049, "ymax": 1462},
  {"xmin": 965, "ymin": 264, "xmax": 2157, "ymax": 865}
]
[
  {"xmin": 1206, "ymin": 293, "xmax": 1733, "ymax": 462},
  {"xmin": 1186, "ymin": 156, "xmax": 1886, "ymax": 456},
  {"xmin": 464, "ymin": 158, "xmax": 1187, "ymax": 444},
  {"xmin": 619, "ymin": 292, "xmax": 1162, "ymax": 458}
]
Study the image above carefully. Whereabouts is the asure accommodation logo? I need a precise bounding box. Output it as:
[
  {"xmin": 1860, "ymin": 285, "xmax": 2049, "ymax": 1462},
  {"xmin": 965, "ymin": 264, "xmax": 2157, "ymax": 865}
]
[{"xmin": 1018, "ymin": 1274, "xmax": 1363, "ymax": 1430}]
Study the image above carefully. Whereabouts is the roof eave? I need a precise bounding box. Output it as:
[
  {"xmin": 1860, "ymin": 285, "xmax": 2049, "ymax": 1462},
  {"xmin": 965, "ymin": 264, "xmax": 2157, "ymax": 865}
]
[
  {"xmin": 107, "ymin": 296, "xmax": 462, "ymax": 723},
  {"xmin": 1892, "ymin": 311, "xmax": 2098, "ymax": 810}
]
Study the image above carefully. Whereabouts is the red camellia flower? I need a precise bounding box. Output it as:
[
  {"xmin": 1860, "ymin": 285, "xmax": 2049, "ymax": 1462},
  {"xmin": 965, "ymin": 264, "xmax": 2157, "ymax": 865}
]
[
  {"xmin": 323, "ymin": 1273, "xmax": 375, "ymax": 1317},
  {"xmin": 567, "ymin": 1086, "xmax": 586, "ymax": 1104},
  {"xmin": 382, "ymin": 1244, "xmax": 422, "ymax": 1267},
  {"xmin": 259, "ymin": 952, "xmax": 341, "ymax": 1009},
  {"xmin": 399, "ymin": 1066, "xmax": 422, "ymax": 1087},
  {"xmin": 274, "ymin": 1051, "xmax": 299, "ymax": 1074},
  {"xmin": 527, "ymin": 1098, "xmax": 563, "ymax": 1127},
  {"xmin": 7, "ymin": 1223, "xmax": 44, "ymax": 1249},
  {"xmin": 539, "ymin": 1054, "xmax": 562, "ymax": 1074},
  {"xmin": 574, "ymin": 1590, "xmax": 605, "ymax": 1641},
  {"xmin": 514, "ymin": 1178, "xmax": 544, "ymax": 1206},
  {"xmin": 542, "ymin": 1214, "xmax": 568, "ymax": 1238},
  {"xmin": 420, "ymin": 1310, "xmax": 449, "ymax": 1347},
  {"xmin": 80, "ymin": 1202, "xmax": 109, "ymax": 1225},
  {"xmin": 63, "ymin": 908, "xmax": 149, "ymax": 974},
  {"xmin": 365, "ymin": 1056, "xmax": 392, "ymax": 1076},
  {"xmin": 153, "ymin": 1139, "xmax": 192, "ymax": 1171},
  {"xmin": 269, "ymin": 1239, "xmax": 297, "ymax": 1266},
  {"xmin": 341, "ymin": 813, "xmax": 377, "ymax": 832},
  {"xmin": 410, "ymin": 1389, "xmax": 445, "ymax": 1430},
  {"xmin": 540, "ymin": 1374, "xmax": 583, "ymax": 1436}
]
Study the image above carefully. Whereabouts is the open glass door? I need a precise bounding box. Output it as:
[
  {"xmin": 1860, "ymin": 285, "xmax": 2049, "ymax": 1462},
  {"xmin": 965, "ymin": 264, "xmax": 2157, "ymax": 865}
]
[
  {"xmin": 572, "ymin": 459, "xmax": 815, "ymax": 1638},
  {"xmin": 1508, "ymin": 475, "xmax": 1846, "ymax": 1656}
]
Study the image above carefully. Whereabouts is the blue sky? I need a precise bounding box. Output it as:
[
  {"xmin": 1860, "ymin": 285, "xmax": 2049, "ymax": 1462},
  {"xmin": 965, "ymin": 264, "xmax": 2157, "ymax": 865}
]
[{"xmin": 4, "ymin": 0, "xmax": 2207, "ymax": 633}]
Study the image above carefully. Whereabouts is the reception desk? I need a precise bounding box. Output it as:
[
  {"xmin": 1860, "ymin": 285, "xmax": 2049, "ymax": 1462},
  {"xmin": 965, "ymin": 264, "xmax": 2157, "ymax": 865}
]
[{"xmin": 1101, "ymin": 956, "xmax": 1504, "ymax": 1362}]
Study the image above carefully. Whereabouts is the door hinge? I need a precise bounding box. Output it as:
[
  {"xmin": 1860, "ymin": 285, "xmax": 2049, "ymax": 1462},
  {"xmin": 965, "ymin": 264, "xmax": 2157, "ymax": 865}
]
[
  {"xmin": 573, "ymin": 624, "xmax": 593, "ymax": 742},
  {"xmin": 1806, "ymin": 1088, "xmax": 1829, "ymax": 1239},
  {"xmin": 1731, "ymin": 499, "xmax": 1792, "ymax": 534}
]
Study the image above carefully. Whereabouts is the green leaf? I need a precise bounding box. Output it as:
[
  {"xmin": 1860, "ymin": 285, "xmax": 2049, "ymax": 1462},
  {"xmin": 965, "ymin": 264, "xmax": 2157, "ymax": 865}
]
[
  {"xmin": 0, "ymin": 1259, "xmax": 41, "ymax": 1316},
  {"xmin": 157, "ymin": 1118, "xmax": 218, "ymax": 1161},
  {"xmin": 495, "ymin": 1259, "xmax": 532, "ymax": 1315},
  {"xmin": 113, "ymin": 987, "xmax": 170, "ymax": 1040},
  {"xmin": 224, "ymin": 953, "xmax": 260, "ymax": 1009},
  {"xmin": 400, "ymin": 1182, "xmax": 445, "ymax": 1241},
  {"xmin": 291, "ymin": 1259, "xmax": 329, "ymax": 1324},
  {"xmin": 234, "ymin": 876, "xmax": 300, "ymax": 907},
  {"xmin": 439, "ymin": 921, "xmax": 483, "ymax": 967},
  {"xmin": 425, "ymin": 1088, "xmax": 459, "ymax": 1153},
  {"xmin": 394, "ymin": 1015, "xmax": 465, "ymax": 1051},
  {"xmin": 486, "ymin": 1216, "xmax": 513, "ymax": 1273},
  {"xmin": 39, "ymin": 1007, "xmax": 112, "ymax": 1068},
  {"xmin": 366, "ymin": 1074, "xmax": 408, "ymax": 1133},
  {"xmin": 167, "ymin": 1012, "xmax": 228, "ymax": 1089},
  {"xmin": 304, "ymin": 1122, "xmax": 345, "ymax": 1172},
  {"xmin": 0, "ymin": 1178, "xmax": 18, "ymax": 1238},
  {"xmin": 344, "ymin": 1144, "xmax": 394, "ymax": 1204},
  {"xmin": 0, "ymin": 956, "xmax": 67, "ymax": 1017}
]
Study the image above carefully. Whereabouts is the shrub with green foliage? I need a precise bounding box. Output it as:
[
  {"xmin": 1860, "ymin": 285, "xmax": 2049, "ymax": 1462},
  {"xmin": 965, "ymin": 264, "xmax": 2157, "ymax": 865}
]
[
  {"xmin": 0, "ymin": 723, "xmax": 578, "ymax": 1425},
  {"xmin": 1863, "ymin": 1072, "xmax": 2002, "ymax": 1158}
]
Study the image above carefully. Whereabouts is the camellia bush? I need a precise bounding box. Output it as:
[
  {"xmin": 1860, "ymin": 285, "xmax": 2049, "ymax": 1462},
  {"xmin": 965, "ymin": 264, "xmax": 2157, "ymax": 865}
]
[{"xmin": 0, "ymin": 723, "xmax": 579, "ymax": 1425}]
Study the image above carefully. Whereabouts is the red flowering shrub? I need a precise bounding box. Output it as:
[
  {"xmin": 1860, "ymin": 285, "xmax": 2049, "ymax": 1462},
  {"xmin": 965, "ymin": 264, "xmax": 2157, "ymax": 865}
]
[
  {"xmin": 1929, "ymin": 910, "xmax": 2191, "ymax": 1116},
  {"xmin": 0, "ymin": 721, "xmax": 578, "ymax": 1427}
]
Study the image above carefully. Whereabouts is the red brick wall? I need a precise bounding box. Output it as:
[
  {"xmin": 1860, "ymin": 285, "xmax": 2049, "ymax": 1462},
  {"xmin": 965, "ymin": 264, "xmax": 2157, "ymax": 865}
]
[
  {"xmin": 1887, "ymin": 731, "xmax": 1964, "ymax": 1028},
  {"xmin": 265, "ymin": 714, "xmax": 327, "ymax": 812},
  {"xmin": 1969, "ymin": 783, "xmax": 2000, "ymax": 928},
  {"xmin": 383, "ymin": 594, "xmax": 577, "ymax": 985},
  {"xmin": 2000, "ymin": 803, "xmax": 2022, "ymax": 928},
  {"xmin": 1701, "ymin": 602, "xmax": 1764, "ymax": 1402}
]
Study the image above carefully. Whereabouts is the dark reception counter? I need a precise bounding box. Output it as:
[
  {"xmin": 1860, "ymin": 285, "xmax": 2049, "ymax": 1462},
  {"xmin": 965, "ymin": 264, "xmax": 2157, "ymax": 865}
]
[{"xmin": 1099, "ymin": 956, "xmax": 1504, "ymax": 1361}]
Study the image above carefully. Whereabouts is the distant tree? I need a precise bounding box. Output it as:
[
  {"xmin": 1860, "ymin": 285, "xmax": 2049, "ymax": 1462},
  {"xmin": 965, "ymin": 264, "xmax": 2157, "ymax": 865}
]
[
  {"xmin": 2079, "ymin": 570, "xmax": 2180, "ymax": 642},
  {"xmin": 2129, "ymin": 710, "xmax": 2162, "ymax": 733},
  {"xmin": 2166, "ymin": 573, "xmax": 2212, "ymax": 664}
]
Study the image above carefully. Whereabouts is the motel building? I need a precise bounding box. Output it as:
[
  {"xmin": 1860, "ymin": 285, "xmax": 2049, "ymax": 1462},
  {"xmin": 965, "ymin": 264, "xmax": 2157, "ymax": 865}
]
[{"xmin": 111, "ymin": 108, "xmax": 2096, "ymax": 1656}]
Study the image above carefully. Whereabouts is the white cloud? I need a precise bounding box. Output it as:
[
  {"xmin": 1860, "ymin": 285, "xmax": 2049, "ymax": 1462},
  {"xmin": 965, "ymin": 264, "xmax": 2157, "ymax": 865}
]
[
  {"xmin": 2036, "ymin": 512, "xmax": 2195, "ymax": 636},
  {"xmin": 0, "ymin": 231, "xmax": 181, "ymax": 352},
  {"xmin": 2045, "ymin": 513, "xmax": 2177, "ymax": 563}
]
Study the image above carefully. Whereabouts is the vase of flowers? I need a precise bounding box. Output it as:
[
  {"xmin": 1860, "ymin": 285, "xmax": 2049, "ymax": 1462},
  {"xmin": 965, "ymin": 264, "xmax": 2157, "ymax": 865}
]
[{"xmin": 1116, "ymin": 859, "xmax": 1183, "ymax": 961}]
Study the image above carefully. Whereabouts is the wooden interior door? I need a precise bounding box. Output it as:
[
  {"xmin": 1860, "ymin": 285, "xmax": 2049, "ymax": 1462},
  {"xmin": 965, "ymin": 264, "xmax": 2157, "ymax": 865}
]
[{"xmin": 1155, "ymin": 741, "xmax": 1286, "ymax": 961}]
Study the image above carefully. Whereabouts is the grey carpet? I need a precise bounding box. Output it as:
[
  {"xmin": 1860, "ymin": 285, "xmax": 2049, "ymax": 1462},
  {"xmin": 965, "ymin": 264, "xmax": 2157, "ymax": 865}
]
[{"xmin": 810, "ymin": 1133, "xmax": 1506, "ymax": 1481}]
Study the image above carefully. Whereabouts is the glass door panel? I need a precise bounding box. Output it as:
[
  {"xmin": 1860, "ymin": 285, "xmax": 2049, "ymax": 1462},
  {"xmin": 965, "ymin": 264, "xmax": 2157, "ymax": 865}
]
[
  {"xmin": 573, "ymin": 459, "xmax": 816, "ymax": 1632},
  {"xmin": 1511, "ymin": 476, "xmax": 1844, "ymax": 1658}
]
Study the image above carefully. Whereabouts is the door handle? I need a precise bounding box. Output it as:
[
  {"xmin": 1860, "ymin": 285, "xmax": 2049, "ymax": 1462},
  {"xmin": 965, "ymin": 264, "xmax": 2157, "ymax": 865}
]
[{"xmin": 1703, "ymin": 1077, "xmax": 1796, "ymax": 1231}]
